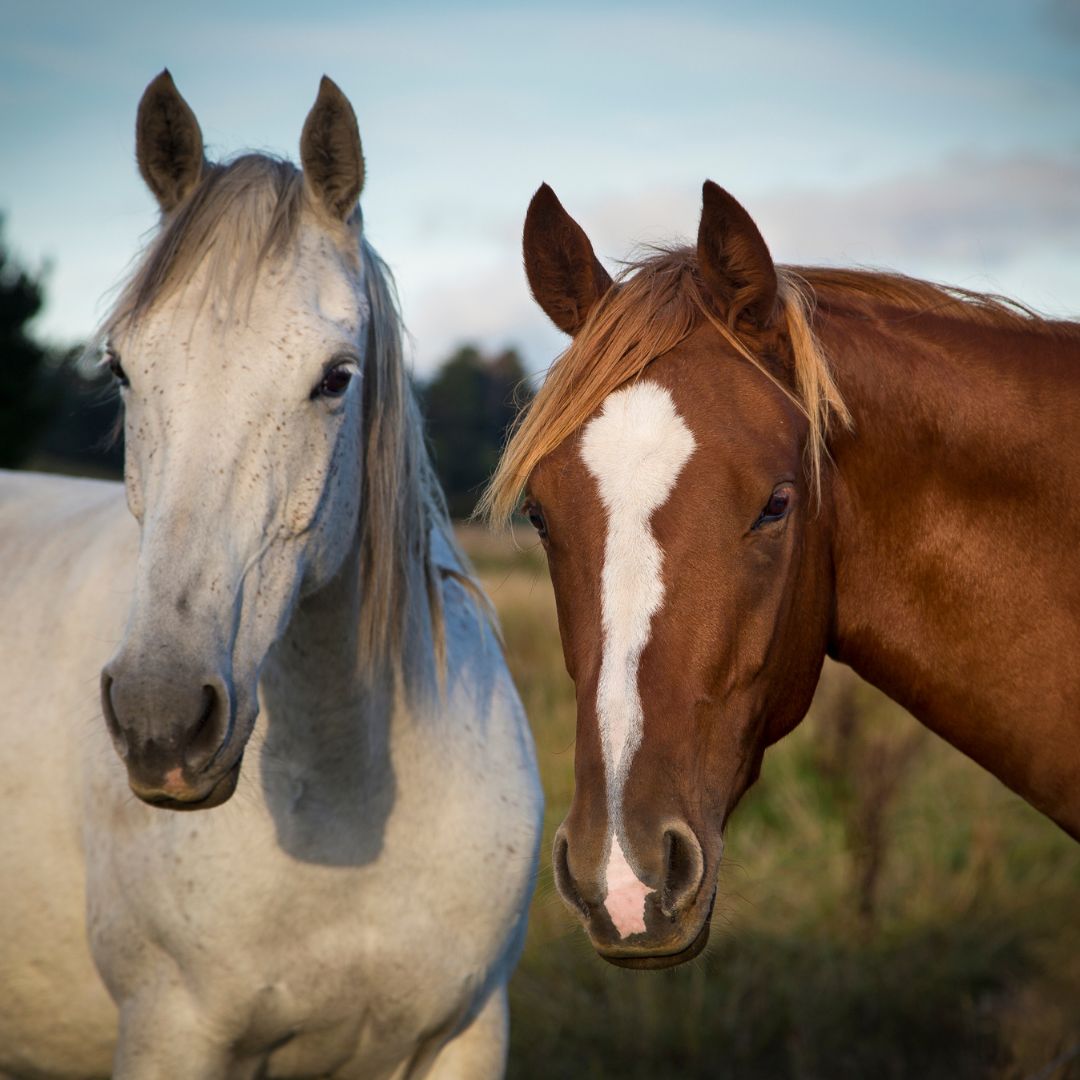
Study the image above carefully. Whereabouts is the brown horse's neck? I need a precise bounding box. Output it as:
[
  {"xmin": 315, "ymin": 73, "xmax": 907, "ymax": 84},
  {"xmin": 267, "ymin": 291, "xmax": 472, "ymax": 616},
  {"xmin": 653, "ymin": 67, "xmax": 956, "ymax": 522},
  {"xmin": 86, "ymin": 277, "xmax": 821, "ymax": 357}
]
[{"xmin": 821, "ymin": 301, "xmax": 1080, "ymax": 837}]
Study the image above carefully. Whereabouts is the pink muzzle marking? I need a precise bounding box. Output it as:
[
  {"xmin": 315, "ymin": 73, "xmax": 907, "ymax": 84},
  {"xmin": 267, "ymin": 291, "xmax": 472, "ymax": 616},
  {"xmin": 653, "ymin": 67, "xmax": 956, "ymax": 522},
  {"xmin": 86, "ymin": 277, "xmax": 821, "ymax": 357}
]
[
  {"xmin": 162, "ymin": 767, "xmax": 188, "ymax": 796},
  {"xmin": 604, "ymin": 834, "xmax": 652, "ymax": 938}
]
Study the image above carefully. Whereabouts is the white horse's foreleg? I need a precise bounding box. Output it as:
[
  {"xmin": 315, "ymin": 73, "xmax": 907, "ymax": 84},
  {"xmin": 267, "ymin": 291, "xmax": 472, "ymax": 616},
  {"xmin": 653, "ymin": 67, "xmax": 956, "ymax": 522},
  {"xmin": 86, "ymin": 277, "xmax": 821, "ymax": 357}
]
[
  {"xmin": 112, "ymin": 993, "xmax": 234, "ymax": 1080},
  {"xmin": 421, "ymin": 985, "xmax": 509, "ymax": 1080}
]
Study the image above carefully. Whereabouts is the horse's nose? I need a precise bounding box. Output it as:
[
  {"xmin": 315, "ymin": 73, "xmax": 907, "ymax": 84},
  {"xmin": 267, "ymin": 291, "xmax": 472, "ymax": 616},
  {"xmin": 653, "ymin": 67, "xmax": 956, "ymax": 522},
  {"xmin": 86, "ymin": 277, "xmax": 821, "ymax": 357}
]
[
  {"xmin": 658, "ymin": 821, "xmax": 706, "ymax": 916},
  {"xmin": 553, "ymin": 819, "xmax": 710, "ymax": 963},
  {"xmin": 100, "ymin": 665, "xmax": 233, "ymax": 797}
]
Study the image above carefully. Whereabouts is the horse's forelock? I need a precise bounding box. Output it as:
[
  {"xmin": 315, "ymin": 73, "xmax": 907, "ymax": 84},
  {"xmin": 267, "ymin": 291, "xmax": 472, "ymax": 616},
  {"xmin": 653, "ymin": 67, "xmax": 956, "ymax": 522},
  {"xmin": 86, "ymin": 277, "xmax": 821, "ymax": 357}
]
[
  {"xmin": 478, "ymin": 248, "xmax": 849, "ymax": 525},
  {"xmin": 100, "ymin": 155, "xmax": 310, "ymax": 341}
]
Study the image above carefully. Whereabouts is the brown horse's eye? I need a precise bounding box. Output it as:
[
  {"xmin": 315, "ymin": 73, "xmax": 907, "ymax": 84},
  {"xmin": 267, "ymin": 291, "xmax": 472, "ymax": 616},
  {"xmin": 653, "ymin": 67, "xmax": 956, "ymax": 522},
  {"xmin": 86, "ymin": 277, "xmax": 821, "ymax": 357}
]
[
  {"xmin": 312, "ymin": 363, "xmax": 354, "ymax": 400},
  {"xmin": 754, "ymin": 487, "xmax": 792, "ymax": 529}
]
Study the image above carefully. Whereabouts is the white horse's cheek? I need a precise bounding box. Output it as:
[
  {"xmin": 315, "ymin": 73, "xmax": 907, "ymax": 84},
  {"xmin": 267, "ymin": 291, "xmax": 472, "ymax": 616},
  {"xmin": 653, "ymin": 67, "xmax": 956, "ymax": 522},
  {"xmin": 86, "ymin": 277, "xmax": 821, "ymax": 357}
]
[
  {"xmin": 120, "ymin": 412, "xmax": 145, "ymax": 522},
  {"xmin": 124, "ymin": 465, "xmax": 143, "ymax": 523}
]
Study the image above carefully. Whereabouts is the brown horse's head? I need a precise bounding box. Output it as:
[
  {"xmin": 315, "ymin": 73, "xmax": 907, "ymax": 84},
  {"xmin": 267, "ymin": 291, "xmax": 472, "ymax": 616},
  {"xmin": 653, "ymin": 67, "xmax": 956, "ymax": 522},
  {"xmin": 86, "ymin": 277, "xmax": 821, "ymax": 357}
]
[{"xmin": 487, "ymin": 183, "xmax": 847, "ymax": 967}]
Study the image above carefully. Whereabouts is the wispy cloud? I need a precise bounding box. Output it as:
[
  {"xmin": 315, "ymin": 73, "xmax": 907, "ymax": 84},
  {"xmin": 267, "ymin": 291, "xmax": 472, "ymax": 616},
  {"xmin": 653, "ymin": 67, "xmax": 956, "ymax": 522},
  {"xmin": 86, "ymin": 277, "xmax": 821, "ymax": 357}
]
[
  {"xmin": 404, "ymin": 151, "xmax": 1080, "ymax": 373},
  {"xmin": 1044, "ymin": 0, "xmax": 1080, "ymax": 40},
  {"xmin": 756, "ymin": 152, "xmax": 1080, "ymax": 266},
  {"xmin": 557, "ymin": 151, "xmax": 1080, "ymax": 268},
  {"xmin": 5, "ymin": 1, "xmax": 1078, "ymax": 361}
]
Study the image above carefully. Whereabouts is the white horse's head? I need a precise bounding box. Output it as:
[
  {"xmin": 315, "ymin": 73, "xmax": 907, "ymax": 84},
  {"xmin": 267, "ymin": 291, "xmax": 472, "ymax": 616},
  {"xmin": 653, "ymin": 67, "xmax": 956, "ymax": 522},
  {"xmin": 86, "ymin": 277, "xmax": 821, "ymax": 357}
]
[{"xmin": 100, "ymin": 72, "xmax": 432, "ymax": 809}]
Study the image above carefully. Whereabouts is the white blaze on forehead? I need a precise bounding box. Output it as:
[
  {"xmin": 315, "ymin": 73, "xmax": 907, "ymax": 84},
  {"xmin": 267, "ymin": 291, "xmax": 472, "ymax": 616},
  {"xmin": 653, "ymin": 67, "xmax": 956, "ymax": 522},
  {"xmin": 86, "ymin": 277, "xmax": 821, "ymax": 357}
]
[{"xmin": 580, "ymin": 380, "xmax": 695, "ymax": 937}]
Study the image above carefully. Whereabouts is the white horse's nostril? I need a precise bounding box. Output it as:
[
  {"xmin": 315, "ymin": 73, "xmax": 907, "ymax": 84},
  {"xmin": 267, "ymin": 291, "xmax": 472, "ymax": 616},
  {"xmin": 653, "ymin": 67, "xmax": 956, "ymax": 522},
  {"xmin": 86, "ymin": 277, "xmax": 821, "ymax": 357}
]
[
  {"xmin": 183, "ymin": 679, "xmax": 232, "ymax": 772},
  {"xmin": 99, "ymin": 671, "xmax": 130, "ymax": 760}
]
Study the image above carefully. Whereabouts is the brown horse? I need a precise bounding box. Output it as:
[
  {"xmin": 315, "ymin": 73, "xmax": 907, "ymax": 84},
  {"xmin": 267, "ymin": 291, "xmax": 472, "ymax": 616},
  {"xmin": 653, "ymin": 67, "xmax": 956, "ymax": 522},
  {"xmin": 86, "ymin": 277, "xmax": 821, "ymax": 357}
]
[{"xmin": 482, "ymin": 181, "xmax": 1080, "ymax": 970}]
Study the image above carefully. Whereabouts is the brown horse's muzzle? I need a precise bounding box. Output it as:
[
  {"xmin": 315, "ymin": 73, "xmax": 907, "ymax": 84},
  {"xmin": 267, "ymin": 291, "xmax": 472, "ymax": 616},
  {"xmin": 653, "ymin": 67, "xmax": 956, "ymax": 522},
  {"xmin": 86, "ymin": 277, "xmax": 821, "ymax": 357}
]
[{"xmin": 552, "ymin": 817, "xmax": 717, "ymax": 968}]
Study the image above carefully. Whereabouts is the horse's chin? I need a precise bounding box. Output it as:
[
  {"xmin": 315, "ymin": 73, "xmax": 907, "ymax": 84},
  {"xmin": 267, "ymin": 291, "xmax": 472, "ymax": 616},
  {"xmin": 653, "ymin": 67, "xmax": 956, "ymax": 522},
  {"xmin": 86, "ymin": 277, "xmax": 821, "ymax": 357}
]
[
  {"xmin": 597, "ymin": 917, "xmax": 712, "ymax": 970},
  {"xmin": 593, "ymin": 887, "xmax": 717, "ymax": 970},
  {"xmin": 131, "ymin": 754, "xmax": 244, "ymax": 812}
]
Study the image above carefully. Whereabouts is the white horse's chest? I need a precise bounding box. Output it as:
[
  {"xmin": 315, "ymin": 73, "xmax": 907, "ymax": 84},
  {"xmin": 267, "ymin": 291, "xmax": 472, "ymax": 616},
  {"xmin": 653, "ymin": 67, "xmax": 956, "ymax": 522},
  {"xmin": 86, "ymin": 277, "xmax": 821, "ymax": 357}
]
[{"xmin": 83, "ymin": 675, "xmax": 536, "ymax": 1073}]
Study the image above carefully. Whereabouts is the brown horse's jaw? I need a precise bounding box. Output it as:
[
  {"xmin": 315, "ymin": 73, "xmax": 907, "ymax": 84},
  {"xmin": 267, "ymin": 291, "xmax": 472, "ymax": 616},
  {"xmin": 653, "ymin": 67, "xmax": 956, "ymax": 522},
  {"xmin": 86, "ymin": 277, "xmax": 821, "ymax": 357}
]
[{"xmin": 130, "ymin": 754, "xmax": 243, "ymax": 812}]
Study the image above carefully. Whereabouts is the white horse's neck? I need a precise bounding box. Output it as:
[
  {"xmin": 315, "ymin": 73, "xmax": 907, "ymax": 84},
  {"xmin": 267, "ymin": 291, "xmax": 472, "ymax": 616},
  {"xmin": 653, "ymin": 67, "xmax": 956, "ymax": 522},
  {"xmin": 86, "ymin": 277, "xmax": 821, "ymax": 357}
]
[{"xmin": 252, "ymin": 531, "xmax": 435, "ymax": 865}]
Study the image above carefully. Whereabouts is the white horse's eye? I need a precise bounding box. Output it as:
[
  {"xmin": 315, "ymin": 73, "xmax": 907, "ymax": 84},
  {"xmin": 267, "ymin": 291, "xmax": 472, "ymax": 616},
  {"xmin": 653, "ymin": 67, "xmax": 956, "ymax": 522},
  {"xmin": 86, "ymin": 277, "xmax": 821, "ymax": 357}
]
[
  {"xmin": 105, "ymin": 348, "xmax": 129, "ymax": 388},
  {"xmin": 312, "ymin": 364, "xmax": 354, "ymax": 400}
]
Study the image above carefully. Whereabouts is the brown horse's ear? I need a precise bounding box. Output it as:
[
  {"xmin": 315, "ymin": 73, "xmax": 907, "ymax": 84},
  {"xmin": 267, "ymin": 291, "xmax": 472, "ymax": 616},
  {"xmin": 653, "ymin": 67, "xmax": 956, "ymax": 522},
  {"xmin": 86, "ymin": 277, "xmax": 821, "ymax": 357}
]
[
  {"xmin": 301, "ymin": 76, "xmax": 365, "ymax": 221},
  {"xmin": 136, "ymin": 70, "xmax": 206, "ymax": 213},
  {"xmin": 523, "ymin": 184, "xmax": 613, "ymax": 336},
  {"xmin": 697, "ymin": 181, "xmax": 778, "ymax": 330}
]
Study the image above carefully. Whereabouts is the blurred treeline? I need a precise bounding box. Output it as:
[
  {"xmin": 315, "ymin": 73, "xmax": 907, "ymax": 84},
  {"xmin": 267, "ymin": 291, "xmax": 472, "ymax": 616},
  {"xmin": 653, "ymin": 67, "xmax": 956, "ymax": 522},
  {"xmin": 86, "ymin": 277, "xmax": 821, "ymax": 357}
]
[
  {"xmin": 420, "ymin": 343, "xmax": 529, "ymax": 518},
  {"xmin": 0, "ymin": 219, "xmax": 528, "ymax": 515},
  {"xmin": 0, "ymin": 218, "xmax": 122, "ymax": 475}
]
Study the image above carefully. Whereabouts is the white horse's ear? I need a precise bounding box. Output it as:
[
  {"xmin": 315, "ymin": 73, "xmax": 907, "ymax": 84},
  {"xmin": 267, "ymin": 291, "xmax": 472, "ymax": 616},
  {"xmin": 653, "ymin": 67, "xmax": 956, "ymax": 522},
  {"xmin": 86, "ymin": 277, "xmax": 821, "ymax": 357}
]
[
  {"xmin": 136, "ymin": 70, "xmax": 205, "ymax": 213},
  {"xmin": 300, "ymin": 76, "xmax": 365, "ymax": 221}
]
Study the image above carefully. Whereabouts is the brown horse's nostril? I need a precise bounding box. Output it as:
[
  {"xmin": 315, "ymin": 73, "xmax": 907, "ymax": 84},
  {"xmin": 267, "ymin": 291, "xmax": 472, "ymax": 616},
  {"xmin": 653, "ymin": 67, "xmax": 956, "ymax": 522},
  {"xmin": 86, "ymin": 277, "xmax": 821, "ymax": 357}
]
[
  {"xmin": 552, "ymin": 828, "xmax": 590, "ymax": 920},
  {"xmin": 183, "ymin": 679, "xmax": 231, "ymax": 772},
  {"xmin": 660, "ymin": 823, "xmax": 705, "ymax": 918}
]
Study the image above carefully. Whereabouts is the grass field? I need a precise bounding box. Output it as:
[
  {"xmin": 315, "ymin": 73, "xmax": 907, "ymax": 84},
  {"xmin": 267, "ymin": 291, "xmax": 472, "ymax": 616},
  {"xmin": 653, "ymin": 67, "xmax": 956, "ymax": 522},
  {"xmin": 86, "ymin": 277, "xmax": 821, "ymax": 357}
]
[{"xmin": 457, "ymin": 526, "xmax": 1080, "ymax": 1080}]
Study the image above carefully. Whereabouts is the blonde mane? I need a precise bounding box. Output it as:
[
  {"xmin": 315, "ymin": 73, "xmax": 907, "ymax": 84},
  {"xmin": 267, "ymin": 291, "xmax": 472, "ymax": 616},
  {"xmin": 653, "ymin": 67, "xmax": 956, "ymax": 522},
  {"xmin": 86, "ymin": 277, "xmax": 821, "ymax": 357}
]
[
  {"xmin": 791, "ymin": 266, "xmax": 1078, "ymax": 333},
  {"xmin": 479, "ymin": 247, "xmax": 849, "ymax": 524},
  {"xmin": 100, "ymin": 153, "xmax": 460, "ymax": 671}
]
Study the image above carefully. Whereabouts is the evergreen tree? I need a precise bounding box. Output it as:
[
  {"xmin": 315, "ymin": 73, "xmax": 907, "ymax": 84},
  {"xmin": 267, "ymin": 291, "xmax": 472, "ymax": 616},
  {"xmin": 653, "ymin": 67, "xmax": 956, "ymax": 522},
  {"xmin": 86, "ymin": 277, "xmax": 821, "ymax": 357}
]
[
  {"xmin": 422, "ymin": 345, "xmax": 531, "ymax": 518},
  {"xmin": 38, "ymin": 349, "xmax": 124, "ymax": 478},
  {"xmin": 0, "ymin": 218, "xmax": 56, "ymax": 467}
]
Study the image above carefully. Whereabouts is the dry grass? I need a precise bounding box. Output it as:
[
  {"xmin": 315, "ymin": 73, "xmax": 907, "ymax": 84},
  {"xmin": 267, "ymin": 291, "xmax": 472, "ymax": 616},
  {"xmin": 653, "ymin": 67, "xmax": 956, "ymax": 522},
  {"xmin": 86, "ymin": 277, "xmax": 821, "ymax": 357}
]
[{"xmin": 458, "ymin": 527, "xmax": 1080, "ymax": 1080}]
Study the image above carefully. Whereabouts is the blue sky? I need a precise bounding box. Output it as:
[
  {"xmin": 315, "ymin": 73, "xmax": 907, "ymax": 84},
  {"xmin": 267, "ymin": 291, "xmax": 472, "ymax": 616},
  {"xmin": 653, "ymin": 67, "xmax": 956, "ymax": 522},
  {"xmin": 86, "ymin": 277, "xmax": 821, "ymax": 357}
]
[{"xmin": 3, "ymin": 0, "xmax": 1079, "ymax": 374}]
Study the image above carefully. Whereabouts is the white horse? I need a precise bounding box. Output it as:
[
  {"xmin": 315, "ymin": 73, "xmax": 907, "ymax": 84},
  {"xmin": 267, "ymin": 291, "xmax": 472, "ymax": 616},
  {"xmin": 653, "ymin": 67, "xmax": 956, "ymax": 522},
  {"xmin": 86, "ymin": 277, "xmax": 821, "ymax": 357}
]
[{"xmin": 0, "ymin": 72, "xmax": 542, "ymax": 1079}]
